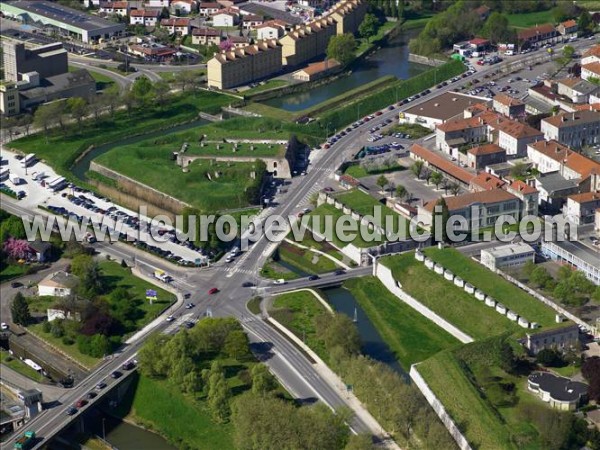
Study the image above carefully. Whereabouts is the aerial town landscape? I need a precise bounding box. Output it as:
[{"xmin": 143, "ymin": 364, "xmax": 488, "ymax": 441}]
[{"xmin": 1, "ymin": 0, "xmax": 600, "ymax": 449}]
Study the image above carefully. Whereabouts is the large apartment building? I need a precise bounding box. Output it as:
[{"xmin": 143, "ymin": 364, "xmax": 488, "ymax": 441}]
[
  {"xmin": 541, "ymin": 110, "xmax": 600, "ymax": 148},
  {"xmin": 328, "ymin": 0, "xmax": 368, "ymax": 35},
  {"xmin": 207, "ymin": 40, "xmax": 282, "ymax": 89},
  {"xmin": 280, "ymin": 16, "xmax": 337, "ymax": 67}
]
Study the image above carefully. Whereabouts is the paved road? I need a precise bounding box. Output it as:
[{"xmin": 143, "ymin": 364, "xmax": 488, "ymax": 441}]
[
  {"xmin": 3, "ymin": 44, "xmax": 593, "ymax": 449},
  {"xmin": 0, "ymin": 365, "xmax": 66, "ymax": 403}
]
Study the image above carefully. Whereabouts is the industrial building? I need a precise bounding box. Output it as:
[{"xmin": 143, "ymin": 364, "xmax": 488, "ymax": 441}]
[
  {"xmin": 0, "ymin": 1, "xmax": 126, "ymax": 43},
  {"xmin": 2, "ymin": 41, "xmax": 68, "ymax": 82}
]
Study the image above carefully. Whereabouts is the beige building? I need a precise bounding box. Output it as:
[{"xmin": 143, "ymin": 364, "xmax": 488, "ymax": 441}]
[
  {"xmin": 280, "ymin": 16, "xmax": 337, "ymax": 67},
  {"xmin": 192, "ymin": 27, "xmax": 221, "ymax": 46},
  {"xmin": 2, "ymin": 41, "xmax": 68, "ymax": 82},
  {"xmin": 207, "ymin": 39, "xmax": 282, "ymax": 89},
  {"xmin": 256, "ymin": 20, "xmax": 288, "ymax": 40},
  {"xmin": 328, "ymin": 0, "xmax": 367, "ymax": 35},
  {"xmin": 492, "ymin": 94, "xmax": 525, "ymax": 118},
  {"xmin": 541, "ymin": 110, "xmax": 600, "ymax": 148},
  {"xmin": 292, "ymin": 58, "xmax": 341, "ymax": 82},
  {"xmin": 0, "ymin": 83, "xmax": 21, "ymax": 116}
]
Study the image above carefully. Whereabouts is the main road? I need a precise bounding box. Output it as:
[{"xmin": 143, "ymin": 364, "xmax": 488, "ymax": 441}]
[{"xmin": 1, "ymin": 44, "xmax": 583, "ymax": 449}]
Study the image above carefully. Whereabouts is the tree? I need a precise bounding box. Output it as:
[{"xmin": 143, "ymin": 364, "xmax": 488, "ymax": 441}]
[
  {"xmin": 552, "ymin": 3, "xmax": 580, "ymax": 23},
  {"xmin": 224, "ymin": 330, "xmax": 249, "ymax": 360},
  {"xmin": 521, "ymin": 260, "xmax": 536, "ymax": 278},
  {"xmin": 578, "ymin": 10, "xmax": 594, "ymax": 36},
  {"xmin": 71, "ymin": 254, "xmax": 102, "ymax": 298},
  {"xmin": 208, "ymin": 370, "xmax": 231, "ymax": 422},
  {"xmin": 449, "ymin": 182, "xmax": 461, "ymax": 196},
  {"xmin": 103, "ymin": 84, "xmax": 121, "ymax": 116},
  {"xmin": 19, "ymin": 114, "xmax": 33, "ymax": 135},
  {"xmin": 376, "ymin": 174, "xmax": 388, "ymax": 192},
  {"xmin": 131, "ymin": 76, "xmax": 155, "ymax": 108},
  {"xmin": 510, "ymin": 161, "xmax": 528, "ymax": 179},
  {"xmin": 536, "ymin": 348, "xmax": 563, "ymax": 367},
  {"xmin": 582, "ymin": 357, "xmax": 600, "ymax": 401},
  {"xmin": 67, "ymin": 97, "xmax": 88, "ymax": 126},
  {"xmin": 395, "ymin": 184, "xmax": 408, "ymax": 201},
  {"xmin": 152, "ymin": 79, "xmax": 170, "ymax": 107},
  {"xmin": 11, "ymin": 292, "xmax": 32, "ymax": 326},
  {"xmin": 175, "ymin": 70, "xmax": 198, "ymax": 92},
  {"xmin": 3, "ymin": 238, "xmax": 32, "ymax": 260},
  {"xmin": 251, "ymin": 363, "xmax": 276, "ymax": 396},
  {"xmin": 345, "ymin": 434, "xmax": 375, "ymax": 450},
  {"xmin": 410, "ymin": 160, "xmax": 424, "ymax": 179},
  {"xmin": 530, "ymin": 266, "xmax": 553, "ymax": 289},
  {"xmin": 359, "ymin": 13, "xmax": 379, "ymax": 42},
  {"xmin": 34, "ymin": 103, "xmax": 57, "ymax": 140},
  {"xmin": 327, "ymin": 33, "xmax": 357, "ymax": 65},
  {"xmin": 482, "ymin": 12, "xmax": 511, "ymax": 44},
  {"xmin": 562, "ymin": 44, "xmax": 575, "ymax": 60},
  {"xmin": 430, "ymin": 171, "xmax": 443, "ymax": 189}
]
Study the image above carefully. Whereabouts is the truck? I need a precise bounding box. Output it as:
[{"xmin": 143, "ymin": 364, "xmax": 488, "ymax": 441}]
[
  {"xmin": 20, "ymin": 153, "xmax": 35, "ymax": 168},
  {"xmin": 47, "ymin": 176, "xmax": 66, "ymax": 192},
  {"xmin": 9, "ymin": 174, "xmax": 23, "ymax": 185},
  {"xmin": 14, "ymin": 430, "xmax": 36, "ymax": 450},
  {"xmin": 154, "ymin": 269, "xmax": 170, "ymax": 283}
]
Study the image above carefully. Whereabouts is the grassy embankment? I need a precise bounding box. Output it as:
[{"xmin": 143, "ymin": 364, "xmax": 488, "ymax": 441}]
[
  {"xmin": 506, "ymin": 10, "xmax": 556, "ymax": 29},
  {"xmin": 1, "ymin": 350, "xmax": 46, "ymax": 382}
]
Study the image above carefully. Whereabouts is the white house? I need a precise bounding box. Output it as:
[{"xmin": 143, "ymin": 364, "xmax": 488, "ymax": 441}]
[
  {"xmin": 212, "ymin": 11, "xmax": 239, "ymax": 27},
  {"xmin": 160, "ymin": 17, "xmax": 192, "ymax": 36},
  {"xmin": 581, "ymin": 62, "xmax": 600, "ymax": 83},
  {"xmin": 541, "ymin": 110, "xmax": 600, "ymax": 148},
  {"xmin": 146, "ymin": 0, "xmax": 170, "ymax": 8},
  {"xmin": 199, "ymin": 2, "xmax": 220, "ymax": 17},
  {"xmin": 38, "ymin": 271, "xmax": 78, "ymax": 297},
  {"xmin": 256, "ymin": 19, "xmax": 287, "ymax": 40},
  {"xmin": 171, "ymin": 0, "xmax": 196, "ymax": 15},
  {"xmin": 582, "ymin": 45, "xmax": 600, "ymax": 66},
  {"xmin": 130, "ymin": 9, "xmax": 160, "ymax": 26},
  {"xmin": 564, "ymin": 191, "xmax": 600, "ymax": 225},
  {"xmin": 98, "ymin": 1, "xmax": 129, "ymax": 17}
]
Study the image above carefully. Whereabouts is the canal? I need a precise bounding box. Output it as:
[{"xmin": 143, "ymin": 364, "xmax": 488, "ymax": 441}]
[{"xmin": 263, "ymin": 28, "xmax": 428, "ymax": 112}]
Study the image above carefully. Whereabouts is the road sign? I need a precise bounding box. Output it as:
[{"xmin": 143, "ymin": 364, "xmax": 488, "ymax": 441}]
[{"xmin": 146, "ymin": 289, "xmax": 157, "ymax": 304}]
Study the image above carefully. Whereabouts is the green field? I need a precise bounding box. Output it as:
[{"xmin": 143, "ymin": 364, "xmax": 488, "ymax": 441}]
[
  {"xmin": 507, "ymin": 10, "xmax": 556, "ymax": 28},
  {"xmin": 278, "ymin": 241, "xmax": 340, "ymax": 275},
  {"xmin": 270, "ymin": 291, "xmax": 329, "ymax": 360},
  {"xmin": 423, "ymin": 248, "xmax": 557, "ymax": 328},
  {"xmin": 344, "ymin": 277, "xmax": 459, "ymax": 369},
  {"xmin": 381, "ymin": 253, "xmax": 522, "ymax": 339},
  {"xmin": 96, "ymin": 146, "xmax": 263, "ymax": 211},
  {"xmin": 343, "ymin": 163, "xmax": 404, "ymax": 179},
  {"xmin": 335, "ymin": 189, "xmax": 410, "ymax": 237},
  {"xmin": 260, "ymin": 260, "xmax": 301, "ymax": 281},
  {"xmin": 9, "ymin": 90, "xmax": 233, "ymax": 176},
  {"xmin": 116, "ymin": 374, "xmax": 235, "ymax": 449},
  {"xmin": 243, "ymin": 79, "xmax": 289, "ymax": 96},
  {"xmin": 1, "ymin": 350, "xmax": 46, "ymax": 382},
  {"xmin": 0, "ymin": 263, "xmax": 28, "ymax": 283}
]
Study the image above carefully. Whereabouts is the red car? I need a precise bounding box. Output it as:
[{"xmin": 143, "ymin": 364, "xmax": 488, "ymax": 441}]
[
  {"xmin": 75, "ymin": 399, "xmax": 88, "ymax": 408},
  {"xmin": 208, "ymin": 288, "xmax": 219, "ymax": 295}
]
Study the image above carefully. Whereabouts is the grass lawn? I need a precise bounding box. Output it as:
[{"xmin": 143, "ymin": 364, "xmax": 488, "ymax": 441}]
[
  {"xmin": 343, "ymin": 163, "xmax": 404, "ymax": 179},
  {"xmin": 278, "ymin": 241, "xmax": 340, "ymax": 275},
  {"xmin": 344, "ymin": 277, "xmax": 460, "ymax": 369},
  {"xmin": 0, "ymin": 263, "xmax": 28, "ymax": 283},
  {"xmin": 241, "ymin": 102, "xmax": 298, "ymax": 122},
  {"xmin": 417, "ymin": 351, "xmax": 516, "ymax": 450},
  {"xmin": 292, "ymin": 231, "xmax": 347, "ymax": 262},
  {"xmin": 246, "ymin": 296, "xmax": 262, "ymax": 315},
  {"xmin": 28, "ymin": 322, "xmax": 100, "ymax": 368},
  {"xmin": 116, "ymin": 374, "xmax": 234, "ymax": 450},
  {"xmin": 158, "ymin": 69, "xmax": 205, "ymax": 82},
  {"xmin": 9, "ymin": 90, "xmax": 233, "ymax": 176},
  {"xmin": 96, "ymin": 147, "xmax": 262, "ymax": 211},
  {"xmin": 26, "ymin": 296, "xmax": 57, "ymax": 314},
  {"xmin": 423, "ymin": 248, "xmax": 557, "ymax": 328},
  {"xmin": 260, "ymin": 261, "xmax": 301, "ymax": 281},
  {"xmin": 1, "ymin": 350, "xmax": 46, "ymax": 382},
  {"xmin": 243, "ymin": 79, "xmax": 289, "ymax": 96},
  {"xmin": 270, "ymin": 291, "xmax": 329, "ymax": 360},
  {"xmin": 507, "ymin": 10, "xmax": 555, "ymax": 28},
  {"xmin": 334, "ymin": 189, "xmax": 410, "ymax": 237},
  {"xmin": 381, "ymin": 253, "xmax": 522, "ymax": 339}
]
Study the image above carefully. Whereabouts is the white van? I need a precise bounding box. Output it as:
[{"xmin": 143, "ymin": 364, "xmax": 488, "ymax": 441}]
[{"xmin": 505, "ymin": 50, "xmax": 514, "ymax": 56}]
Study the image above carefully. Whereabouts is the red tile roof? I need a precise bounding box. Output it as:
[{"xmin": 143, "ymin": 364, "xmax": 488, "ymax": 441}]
[
  {"xmin": 509, "ymin": 180, "xmax": 538, "ymax": 195},
  {"xmin": 494, "ymin": 93, "xmax": 524, "ymax": 107},
  {"xmin": 583, "ymin": 45, "xmax": 600, "ymax": 58},
  {"xmin": 560, "ymin": 19, "xmax": 577, "ymax": 28},
  {"xmin": 517, "ymin": 24, "xmax": 556, "ymax": 41},
  {"xmin": 568, "ymin": 191, "xmax": 600, "ymax": 204},
  {"xmin": 583, "ymin": 61, "xmax": 600, "ymax": 76},
  {"xmin": 410, "ymin": 144, "xmax": 476, "ymax": 185},
  {"xmin": 470, "ymin": 172, "xmax": 506, "ymax": 190},
  {"xmin": 529, "ymin": 140, "xmax": 600, "ymax": 179},
  {"xmin": 161, "ymin": 18, "xmax": 191, "ymax": 27},
  {"xmin": 131, "ymin": 9, "xmax": 159, "ymax": 17},
  {"xmin": 575, "ymin": 103, "xmax": 600, "ymax": 112},
  {"xmin": 494, "ymin": 119, "xmax": 542, "ymax": 139},
  {"xmin": 469, "ymin": 37, "xmax": 490, "ymax": 46},
  {"xmin": 424, "ymin": 189, "xmax": 518, "ymax": 213},
  {"xmin": 468, "ymin": 143, "xmax": 504, "ymax": 156}
]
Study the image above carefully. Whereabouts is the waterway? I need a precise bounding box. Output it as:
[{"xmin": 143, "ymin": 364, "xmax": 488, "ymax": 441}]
[
  {"xmin": 263, "ymin": 29, "xmax": 428, "ymax": 112},
  {"xmin": 71, "ymin": 119, "xmax": 209, "ymax": 181}
]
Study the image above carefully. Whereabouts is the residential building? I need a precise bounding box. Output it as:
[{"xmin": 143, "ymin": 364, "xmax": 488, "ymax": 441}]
[
  {"xmin": 582, "ymin": 62, "xmax": 600, "ymax": 83},
  {"xmin": 557, "ymin": 78, "xmax": 599, "ymax": 104},
  {"xmin": 582, "ymin": 44, "xmax": 600, "ymax": 66},
  {"xmin": 0, "ymin": 1, "xmax": 126, "ymax": 43},
  {"xmin": 525, "ymin": 325, "xmax": 580, "ymax": 355},
  {"xmin": 2, "ymin": 41, "xmax": 68, "ymax": 82},
  {"xmin": 481, "ymin": 242, "xmax": 535, "ymax": 271},
  {"xmin": 493, "ymin": 94, "xmax": 526, "ymax": 118},
  {"xmin": 171, "ymin": 0, "xmax": 197, "ymax": 15},
  {"xmin": 528, "ymin": 372, "xmax": 587, "ymax": 411},
  {"xmin": 227, "ymin": 35, "xmax": 251, "ymax": 48},
  {"xmin": 160, "ymin": 18, "xmax": 192, "ymax": 36},
  {"xmin": 38, "ymin": 271, "xmax": 78, "ymax": 297},
  {"xmin": 556, "ymin": 19, "xmax": 578, "ymax": 37},
  {"xmin": 435, "ymin": 114, "xmax": 492, "ymax": 154},
  {"xmin": 256, "ymin": 20, "xmax": 288, "ymax": 40},
  {"xmin": 207, "ymin": 39, "xmax": 282, "ymax": 89},
  {"xmin": 129, "ymin": 43, "xmax": 178, "ymax": 60},
  {"xmin": 328, "ymin": 0, "xmax": 367, "ymax": 35},
  {"xmin": 541, "ymin": 110, "xmax": 600, "ymax": 148},
  {"xmin": 192, "ymin": 27, "xmax": 221, "ymax": 46},
  {"xmin": 410, "ymin": 144, "xmax": 476, "ymax": 187},
  {"xmin": 199, "ymin": 2, "xmax": 220, "ymax": 16},
  {"xmin": 292, "ymin": 58, "xmax": 341, "ymax": 82},
  {"xmin": 98, "ymin": 1, "xmax": 129, "ymax": 17},
  {"xmin": 280, "ymin": 16, "xmax": 337, "ymax": 67},
  {"xmin": 536, "ymin": 172, "xmax": 581, "ymax": 213},
  {"xmin": 419, "ymin": 188, "xmax": 522, "ymax": 230},
  {"xmin": 24, "ymin": 241, "xmax": 51, "ymax": 263},
  {"xmin": 507, "ymin": 180, "xmax": 539, "ymax": 217},
  {"xmin": 242, "ymin": 14, "xmax": 264, "ymax": 30},
  {"xmin": 564, "ymin": 191, "xmax": 600, "ymax": 225},
  {"xmin": 517, "ymin": 23, "xmax": 559, "ymax": 49},
  {"xmin": 495, "ymin": 118, "xmax": 544, "ymax": 157},
  {"xmin": 130, "ymin": 9, "xmax": 160, "ymax": 26},
  {"xmin": 146, "ymin": 0, "xmax": 169, "ymax": 7},
  {"xmin": 400, "ymin": 92, "xmax": 489, "ymax": 130},
  {"xmin": 0, "ymin": 82, "xmax": 21, "ymax": 116},
  {"xmin": 212, "ymin": 10, "xmax": 239, "ymax": 27},
  {"xmin": 542, "ymin": 240, "xmax": 600, "ymax": 285},
  {"xmin": 470, "ymin": 172, "xmax": 506, "ymax": 192},
  {"xmin": 527, "ymin": 140, "xmax": 599, "ymax": 182},
  {"xmin": 466, "ymin": 143, "xmax": 506, "ymax": 169},
  {"xmin": 595, "ymin": 208, "xmax": 600, "ymax": 232}
]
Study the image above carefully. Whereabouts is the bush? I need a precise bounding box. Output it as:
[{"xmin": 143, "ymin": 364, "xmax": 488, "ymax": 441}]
[
  {"xmin": 42, "ymin": 320, "xmax": 51, "ymax": 333},
  {"xmin": 50, "ymin": 320, "xmax": 65, "ymax": 338},
  {"xmin": 62, "ymin": 336, "xmax": 75, "ymax": 346}
]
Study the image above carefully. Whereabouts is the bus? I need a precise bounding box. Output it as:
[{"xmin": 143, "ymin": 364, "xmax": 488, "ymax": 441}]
[
  {"xmin": 48, "ymin": 176, "xmax": 66, "ymax": 191},
  {"xmin": 20, "ymin": 153, "xmax": 36, "ymax": 168}
]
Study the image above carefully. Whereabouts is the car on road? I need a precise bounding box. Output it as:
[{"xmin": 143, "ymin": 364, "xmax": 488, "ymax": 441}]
[
  {"xmin": 0, "ymin": 323, "xmax": 8, "ymax": 330},
  {"xmin": 308, "ymin": 275, "xmax": 320, "ymax": 281},
  {"xmin": 166, "ymin": 315, "xmax": 174, "ymax": 322},
  {"xmin": 10, "ymin": 281, "xmax": 22, "ymax": 288},
  {"xmin": 334, "ymin": 269, "xmax": 346, "ymax": 276},
  {"xmin": 111, "ymin": 370, "xmax": 122, "ymax": 379},
  {"xmin": 242, "ymin": 281, "xmax": 255, "ymax": 287},
  {"xmin": 183, "ymin": 321, "xmax": 195, "ymax": 329},
  {"xmin": 208, "ymin": 287, "xmax": 219, "ymax": 294},
  {"xmin": 122, "ymin": 361, "xmax": 136, "ymax": 370},
  {"xmin": 273, "ymin": 279, "xmax": 286, "ymax": 285},
  {"xmin": 96, "ymin": 381, "xmax": 107, "ymax": 390},
  {"xmin": 75, "ymin": 399, "xmax": 88, "ymax": 408},
  {"xmin": 65, "ymin": 407, "xmax": 78, "ymax": 416},
  {"xmin": 185, "ymin": 303, "xmax": 194, "ymax": 309},
  {"xmin": 86, "ymin": 392, "xmax": 97, "ymax": 400},
  {"xmin": 184, "ymin": 293, "xmax": 191, "ymax": 299}
]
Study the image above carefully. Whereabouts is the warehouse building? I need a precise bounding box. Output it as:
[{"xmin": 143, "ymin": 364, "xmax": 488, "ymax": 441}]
[{"xmin": 0, "ymin": 1, "xmax": 126, "ymax": 43}]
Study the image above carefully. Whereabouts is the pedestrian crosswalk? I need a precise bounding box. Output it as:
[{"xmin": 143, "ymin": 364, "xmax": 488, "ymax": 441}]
[
  {"xmin": 222, "ymin": 266, "xmax": 255, "ymax": 276},
  {"xmin": 163, "ymin": 312, "xmax": 195, "ymax": 334}
]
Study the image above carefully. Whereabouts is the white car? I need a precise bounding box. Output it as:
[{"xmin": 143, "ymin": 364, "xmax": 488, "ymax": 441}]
[
  {"xmin": 0, "ymin": 323, "xmax": 8, "ymax": 330},
  {"xmin": 273, "ymin": 279, "xmax": 286, "ymax": 285},
  {"xmin": 166, "ymin": 315, "xmax": 174, "ymax": 322}
]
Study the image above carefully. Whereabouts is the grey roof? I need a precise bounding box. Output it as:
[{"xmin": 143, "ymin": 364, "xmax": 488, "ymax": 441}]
[
  {"xmin": 40, "ymin": 270, "xmax": 79, "ymax": 289},
  {"xmin": 567, "ymin": 79, "xmax": 600, "ymax": 95},
  {"xmin": 4, "ymin": 1, "xmax": 123, "ymax": 32},
  {"xmin": 523, "ymin": 96, "xmax": 553, "ymax": 114},
  {"xmin": 404, "ymin": 92, "xmax": 490, "ymax": 121},
  {"xmin": 528, "ymin": 371, "xmax": 587, "ymax": 402},
  {"xmin": 535, "ymin": 172, "xmax": 580, "ymax": 194},
  {"xmin": 28, "ymin": 240, "xmax": 51, "ymax": 253},
  {"xmin": 545, "ymin": 239, "xmax": 600, "ymax": 269},
  {"xmin": 20, "ymin": 69, "xmax": 94, "ymax": 100}
]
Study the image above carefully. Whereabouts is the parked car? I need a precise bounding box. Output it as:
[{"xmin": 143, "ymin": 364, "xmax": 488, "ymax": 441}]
[
  {"xmin": 65, "ymin": 407, "xmax": 78, "ymax": 416},
  {"xmin": 75, "ymin": 399, "xmax": 88, "ymax": 408},
  {"xmin": 208, "ymin": 287, "xmax": 219, "ymax": 294},
  {"xmin": 86, "ymin": 392, "xmax": 97, "ymax": 400},
  {"xmin": 96, "ymin": 381, "xmax": 107, "ymax": 390},
  {"xmin": 122, "ymin": 361, "xmax": 135, "ymax": 371}
]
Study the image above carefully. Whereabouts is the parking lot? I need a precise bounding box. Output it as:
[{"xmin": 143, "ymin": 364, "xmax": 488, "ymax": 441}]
[{"xmin": 1, "ymin": 149, "xmax": 208, "ymax": 266}]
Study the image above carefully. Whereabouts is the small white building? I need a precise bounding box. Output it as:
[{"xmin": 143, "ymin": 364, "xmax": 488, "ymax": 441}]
[
  {"xmin": 481, "ymin": 242, "xmax": 535, "ymax": 271},
  {"xmin": 171, "ymin": 0, "xmax": 196, "ymax": 15},
  {"xmin": 38, "ymin": 271, "xmax": 78, "ymax": 297},
  {"xmin": 212, "ymin": 11, "xmax": 239, "ymax": 27},
  {"xmin": 130, "ymin": 9, "xmax": 160, "ymax": 27}
]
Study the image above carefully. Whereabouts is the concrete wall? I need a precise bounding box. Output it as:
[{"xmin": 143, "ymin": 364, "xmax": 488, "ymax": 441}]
[{"xmin": 410, "ymin": 364, "xmax": 473, "ymax": 450}]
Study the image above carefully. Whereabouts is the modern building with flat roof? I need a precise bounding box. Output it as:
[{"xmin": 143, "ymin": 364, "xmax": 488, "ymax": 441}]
[
  {"xmin": 541, "ymin": 240, "xmax": 600, "ymax": 285},
  {"xmin": 0, "ymin": 1, "xmax": 126, "ymax": 43},
  {"xmin": 2, "ymin": 41, "xmax": 67, "ymax": 82},
  {"xmin": 528, "ymin": 371, "xmax": 587, "ymax": 411},
  {"xmin": 481, "ymin": 242, "xmax": 535, "ymax": 271}
]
